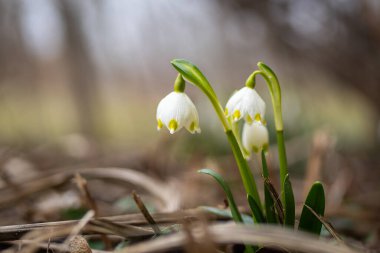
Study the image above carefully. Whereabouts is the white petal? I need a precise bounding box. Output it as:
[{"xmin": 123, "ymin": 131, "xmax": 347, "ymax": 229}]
[
  {"xmin": 225, "ymin": 87, "xmax": 265, "ymax": 123},
  {"xmin": 242, "ymin": 121, "xmax": 269, "ymax": 154},
  {"xmin": 156, "ymin": 91, "xmax": 200, "ymax": 134}
]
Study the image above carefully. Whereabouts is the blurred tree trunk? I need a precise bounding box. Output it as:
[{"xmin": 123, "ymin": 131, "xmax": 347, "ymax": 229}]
[
  {"xmin": 57, "ymin": 0, "xmax": 100, "ymax": 137},
  {"xmin": 0, "ymin": 1, "xmax": 36, "ymax": 84}
]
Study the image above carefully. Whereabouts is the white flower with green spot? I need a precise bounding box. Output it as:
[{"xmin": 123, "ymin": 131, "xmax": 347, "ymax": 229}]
[
  {"xmin": 242, "ymin": 120, "xmax": 269, "ymax": 154},
  {"xmin": 225, "ymin": 87, "xmax": 265, "ymax": 124},
  {"xmin": 156, "ymin": 91, "xmax": 201, "ymax": 134}
]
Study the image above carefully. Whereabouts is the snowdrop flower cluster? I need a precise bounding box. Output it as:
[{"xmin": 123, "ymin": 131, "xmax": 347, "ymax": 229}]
[
  {"xmin": 156, "ymin": 72, "xmax": 268, "ymax": 155},
  {"xmin": 225, "ymin": 86, "xmax": 269, "ymax": 154}
]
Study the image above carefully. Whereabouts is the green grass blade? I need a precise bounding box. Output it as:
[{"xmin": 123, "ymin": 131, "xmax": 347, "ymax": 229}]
[
  {"xmin": 198, "ymin": 168, "xmax": 243, "ymax": 223},
  {"xmin": 298, "ymin": 181, "xmax": 325, "ymax": 235},
  {"xmin": 283, "ymin": 174, "xmax": 295, "ymax": 227},
  {"xmin": 261, "ymin": 151, "xmax": 277, "ymax": 224},
  {"xmin": 247, "ymin": 195, "xmax": 266, "ymax": 223}
]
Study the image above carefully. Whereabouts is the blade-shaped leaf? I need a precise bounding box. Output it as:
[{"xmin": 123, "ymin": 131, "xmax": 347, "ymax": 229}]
[
  {"xmin": 261, "ymin": 151, "xmax": 277, "ymax": 224},
  {"xmin": 198, "ymin": 169, "xmax": 243, "ymax": 223},
  {"xmin": 261, "ymin": 150, "xmax": 270, "ymax": 178},
  {"xmin": 283, "ymin": 174, "xmax": 295, "ymax": 227},
  {"xmin": 299, "ymin": 181, "xmax": 325, "ymax": 235},
  {"xmin": 264, "ymin": 179, "xmax": 284, "ymax": 224},
  {"xmin": 198, "ymin": 169, "xmax": 256, "ymax": 253},
  {"xmin": 247, "ymin": 195, "xmax": 266, "ymax": 223}
]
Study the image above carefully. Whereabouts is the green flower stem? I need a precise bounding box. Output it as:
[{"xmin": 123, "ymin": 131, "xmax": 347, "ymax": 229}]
[
  {"xmin": 230, "ymin": 120, "xmax": 249, "ymax": 159},
  {"xmin": 257, "ymin": 63, "xmax": 283, "ymax": 131},
  {"xmin": 245, "ymin": 70, "xmax": 261, "ymax": 89},
  {"xmin": 206, "ymin": 92, "xmax": 230, "ymax": 132},
  {"xmin": 171, "ymin": 59, "xmax": 261, "ymax": 209},
  {"xmin": 276, "ymin": 130, "xmax": 288, "ymax": 190},
  {"xmin": 226, "ymin": 130, "xmax": 261, "ymax": 210},
  {"xmin": 252, "ymin": 62, "xmax": 288, "ymax": 197}
]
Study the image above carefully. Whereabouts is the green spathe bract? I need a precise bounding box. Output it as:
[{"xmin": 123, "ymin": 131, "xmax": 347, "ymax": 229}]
[{"xmin": 171, "ymin": 59, "xmax": 228, "ymax": 130}]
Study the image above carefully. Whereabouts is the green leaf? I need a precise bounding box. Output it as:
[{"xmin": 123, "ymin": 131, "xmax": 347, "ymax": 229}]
[
  {"xmin": 247, "ymin": 195, "xmax": 266, "ymax": 223},
  {"xmin": 283, "ymin": 174, "xmax": 295, "ymax": 227},
  {"xmin": 198, "ymin": 169, "xmax": 256, "ymax": 253},
  {"xmin": 198, "ymin": 169, "xmax": 243, "ymax": 223},
  {"xmin": 264, "ymin": 179, "xmax": 284, "ymax": 224},
  {"xmin": 171, "ymin": 59, "xmax": 216, "ymax": 98},
  {"xmin": 261, "ymin": 150, "xmax": 270, "ymax": 178},
  {"xmin": 299, "ymin": 181, "xmax": 325, "ymax": 235},
  {"xmin": 261, "ymin": 151, "xmax": 277, "ymax": 224}
]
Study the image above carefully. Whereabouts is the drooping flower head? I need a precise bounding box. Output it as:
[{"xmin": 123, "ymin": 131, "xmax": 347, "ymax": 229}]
[
  {"xmin": 225, "ymin": 87, "xmax": 265, "ymax": 124},
  {"xmin": 242, "ymin": 120, "xmax": 269, "ymax": 154},
  {"xmin": 156, "ymin": 75, "xmax": 201, "ymax": 134}
]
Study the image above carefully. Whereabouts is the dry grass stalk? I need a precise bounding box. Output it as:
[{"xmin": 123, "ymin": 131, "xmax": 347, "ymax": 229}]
[
  {"xmin": 132, "ymin": 191, "xmax": 161, "ymax": 235},
  {"xmin": 74, "ymin": 173, "xmax": 111, "ymax": 249},
  {"xmin": 0, "ymin": 208, "xmax": 219, "ymax": 242},
  {"xmin": 118, "ymin": 222, "xmax": 359, "ymax": 253},
  {"xmin": 74, "ymin": 173, "xmax": 99, "ymax": 215},
  {"xmin": 0, "ymin": 167, "xmax": 180, "ymax": 212},
  {"xmin": 64, "ymin": 210, "xmax": 95, "ymax": 245}
]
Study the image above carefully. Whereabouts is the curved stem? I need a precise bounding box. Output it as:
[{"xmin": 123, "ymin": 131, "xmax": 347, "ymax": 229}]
[
  {"xmin": 173, "ymin": 74, "xmax": 186, "ymax": 92},
  {"xmin": 252, "ymin": 65, "xmax": 288, "ymax": 196},
  {"xmin": 257, "ymin": 63, "xmax": 283, "ymax": 131},
  {"xmin": 245, "ymin": 70, "xmax": 262, "ymax": 89}
]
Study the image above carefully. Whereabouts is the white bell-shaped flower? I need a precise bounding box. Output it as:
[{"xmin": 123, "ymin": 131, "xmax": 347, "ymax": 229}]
[
  {"xmin": 242, "ymin": 120, "xmax": 269, "ymax": 154},
  {"xmin": 156, "ymin": 91, "xmax": 201, "ymax": 134},
  {"xmin": 225, "ymin": 87, "xmax": 265, "ymax": 124}
]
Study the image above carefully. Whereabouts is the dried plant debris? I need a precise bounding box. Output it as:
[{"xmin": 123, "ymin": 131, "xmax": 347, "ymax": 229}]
[{"xmin": 118, "ymin": 222, "xmax": 359, "ymax": 253}]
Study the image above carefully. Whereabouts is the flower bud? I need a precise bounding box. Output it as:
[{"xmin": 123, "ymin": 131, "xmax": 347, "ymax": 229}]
[{"xmin": 242, "ymin": 121, "xmax": 269, "ymax": 154}]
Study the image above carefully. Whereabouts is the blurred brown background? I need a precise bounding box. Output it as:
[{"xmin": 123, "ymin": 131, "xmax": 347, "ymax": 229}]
[
  {"xmin": 0, "ymin": 0, "xmax": 379, "ymax": 248},
  {"xmin": 0, "ymin": 0, "xmax": 379, "ymax": 148}
]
